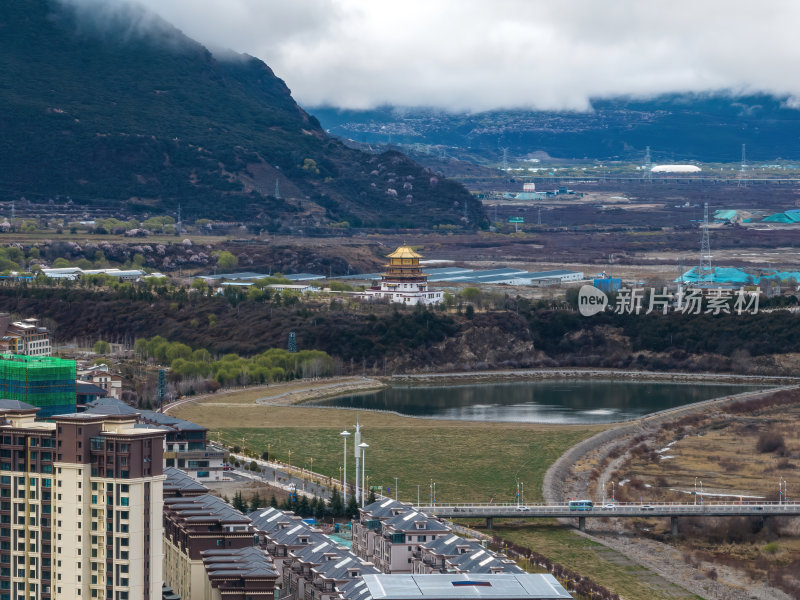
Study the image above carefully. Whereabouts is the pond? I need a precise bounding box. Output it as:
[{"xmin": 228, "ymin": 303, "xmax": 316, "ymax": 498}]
[{"xmin": 311, "ymin": 379, "xmax": 767, "ymax": 424}]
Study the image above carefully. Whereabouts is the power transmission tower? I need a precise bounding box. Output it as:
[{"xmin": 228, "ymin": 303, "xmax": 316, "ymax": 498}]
[
  {"xmin": 274, "ymin": 178, "xmax": 281, "ymax": 199},
  {"xmin": 699, "ymin": 203, "xmax": 712, "ymax": 282},
  {"xmin": 176, "ymin": 203, "xmax": 182, "ymax": 235},
  {"xmin": 738, "ymin": 144, "xmax": 748, "ymax": 187},
  {"xmin": 288, "ymin": 332, "xmax": 297, "ymax": 353},
  {"xmin": 11, "ymin": 200, "xmax": 14, "ymax": 221},
  {"xmin": 643, "ymin": 146, "xmax": 652, "ymax": 182},
  {"xmin": 463, "ymin": 198, "xmax": 468, "ymax": 223},
  {"xmin": 537, "ymin": 207, "xmax": 542, "ymax": 225},
  {"xmin": 501, "ymin": 148, "xmax": 509, "ymax": 171}
]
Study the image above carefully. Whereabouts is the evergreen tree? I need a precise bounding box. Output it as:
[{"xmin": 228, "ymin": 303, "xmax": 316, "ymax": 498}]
[
  {"xmin": 232, "ymin": 491, "xmax": 247, "ymax": 513},
  {"xmin": 368, "ymin": 489, "xmax": 377, "ymax": 504},
  {"xmin": 298, "ymin": 494, "xmax": 310, "ymax": 517},
  {"xmin": 249, "ymin": 493, "xmax": 262, "ymax": 512},
  {"xmin": 346, "ymin": 496, "xmax": 359, "ymax": 519},
  {"xmin": 270, "ymin": 494, "xmax": 278, "ymax": 508},
  {"xmin": 329, "ymin": 488, "xmax": 344, "ymax": 518},
  {"xmin": 280, "ymin": 497, "xmax": 292, "ymax": 511},
  {"xmin": 309, "ymin": 496, "xmax": 319, "ymax": 518}
]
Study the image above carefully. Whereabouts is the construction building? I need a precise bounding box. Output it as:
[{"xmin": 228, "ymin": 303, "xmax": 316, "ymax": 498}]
[
  {"xmin": 0, "ymin": 354, "xmax": 76, "ymax": 417},
  {"xmin": 0, "ymin": 316, "xmax": 51, "ymax": 357},
  {"xmin": 0, "ymin": 400, "xmax": 166, "ymax": 600}
]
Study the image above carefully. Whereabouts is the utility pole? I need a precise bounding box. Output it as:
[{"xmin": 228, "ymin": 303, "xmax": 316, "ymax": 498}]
[
  {"xmin": 699, "ymin": 202, "xmax": 712, "ymax": 282},
  {"xmin": 738, "ymin": 143, "xmax": 748, "ymax": 187}
]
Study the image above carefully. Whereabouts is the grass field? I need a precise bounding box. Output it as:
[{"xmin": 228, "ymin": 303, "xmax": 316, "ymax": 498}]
[
  {"xmin": 172, "ymin": 385, "xmax": 604, "ymax": 504},
  {"xmin": 490, "ymin": 522, "xmax": 702, "ymax": 600}
]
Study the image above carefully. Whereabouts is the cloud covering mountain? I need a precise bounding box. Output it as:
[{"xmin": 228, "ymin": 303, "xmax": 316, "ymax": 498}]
[{"xmin": 72, "ymin": 0, "xmax": 800, "ymax": 112}]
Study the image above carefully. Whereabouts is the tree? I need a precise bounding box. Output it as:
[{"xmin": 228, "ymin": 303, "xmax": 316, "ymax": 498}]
[
  {"xmin": 346, "ymin": 496, "xmax": 359, "ymax": 518},
  {"xmin": 214, "ymin": 250, "xmax": 238, "ymax": 270},
  {"xmin": 298, "ymin": 494, "xmax": 310, "ymax": 517},
  {"xmin": 329, "ymin": 488, "xmax": 344, "ymax": 517},
  {"xmin": 232, "ymin": 491, "xmax": 247, "ymax": 513},
  {"xmin": 269, "ymin": 494, "xmax": 278, "ymax": 508},
  {"xmin": 93, "ymin": 340, "xmax": 111, "ymax": 354},
  {"xmin": 368, "ymin": 489, "xmax": 377, "ymax": 504},
  {"xmin": 248, "ymin": 493, "xmax": 262, "ymax": 512}
]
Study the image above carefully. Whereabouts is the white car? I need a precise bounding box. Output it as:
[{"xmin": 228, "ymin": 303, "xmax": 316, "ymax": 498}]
[
  {"xmin": 515, "ymin": 505, "xmax": 530, "ymax": 511},
  {"xmin": 602, "ymin": 503, "xmax": 616, "ymax": 510}
]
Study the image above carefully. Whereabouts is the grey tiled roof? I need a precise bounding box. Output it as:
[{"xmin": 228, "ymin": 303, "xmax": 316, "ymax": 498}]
[{"xmin": 163, "ymin": 467, "xmax": 209, "ymax": 496}]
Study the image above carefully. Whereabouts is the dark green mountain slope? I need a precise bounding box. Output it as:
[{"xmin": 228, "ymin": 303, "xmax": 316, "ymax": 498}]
[{"xmin": 0, "ymin": 0, "xmax": 483, "ymax": 228}]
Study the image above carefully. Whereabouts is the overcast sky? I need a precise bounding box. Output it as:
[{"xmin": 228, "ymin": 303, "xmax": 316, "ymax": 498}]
[{"xmin": 92, "ymin": 0, "xmax": 800, "ymax": 112}]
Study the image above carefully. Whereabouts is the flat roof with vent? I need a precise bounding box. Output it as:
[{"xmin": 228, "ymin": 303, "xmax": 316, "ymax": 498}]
[{"xmin": 360, "ymin": 574, "xmax": 572, "ymax": 599}]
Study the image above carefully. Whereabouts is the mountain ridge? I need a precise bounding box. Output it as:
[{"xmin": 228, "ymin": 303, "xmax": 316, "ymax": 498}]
[
  {"xmin": 0, "ymin": 0, "xmax": 484, "ymax": 229},
  {"xmin": 311, "ymin": 93, "xmax": 800, "ymax": 163}
]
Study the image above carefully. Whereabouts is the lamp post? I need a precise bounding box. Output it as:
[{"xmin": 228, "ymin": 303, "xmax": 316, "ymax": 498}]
[
  {"xmin": 394, "ymin": 477, "xmax": 399, "ymax": 501},
  {"xmin": 354, "ymin": 417, "xmax": 361, "ymax": 505},
  {"xmin": 694, "ymin": 477, "xmax": 697, "ymax": 505},
  {"xmin": 340, "ymin": 430, "xmax": 350, "ymax": 505},
  {"xmin": 611, "ymin": 481, "xmax": 615, "ymax": 503},
  {"xmin": 359, "ymin": 442, "xmax": 369, "ymax": 506}
]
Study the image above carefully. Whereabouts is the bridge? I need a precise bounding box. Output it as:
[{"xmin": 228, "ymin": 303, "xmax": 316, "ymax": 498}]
[{"xmin": 414, "ymin": 502, "xmax": 800, "ymax": 535}]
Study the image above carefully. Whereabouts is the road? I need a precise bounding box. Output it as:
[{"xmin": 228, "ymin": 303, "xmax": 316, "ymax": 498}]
[{"xmin": 416, "ymin": 501, "xmax": 800, "ymax": 519}]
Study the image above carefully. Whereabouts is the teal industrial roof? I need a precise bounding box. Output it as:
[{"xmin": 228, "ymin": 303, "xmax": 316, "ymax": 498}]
[{"xmin": 677, "ymin": 267, "xmax": 800, "ymax": 284}]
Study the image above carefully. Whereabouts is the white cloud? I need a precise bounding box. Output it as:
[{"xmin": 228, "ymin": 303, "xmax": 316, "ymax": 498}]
[{"xmin": 74, "ymin": 0, "xmax": 800, "ymax": 111}]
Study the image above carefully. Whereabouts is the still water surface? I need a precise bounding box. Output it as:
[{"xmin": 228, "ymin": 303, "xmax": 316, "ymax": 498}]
[{"xmin": 313, "ymin": 380, "xmax": 766, "ymax": 424}]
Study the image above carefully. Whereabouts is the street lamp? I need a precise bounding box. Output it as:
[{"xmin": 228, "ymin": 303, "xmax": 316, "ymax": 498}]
[
  {"xmin": 354, "ymin": 417, "xmax": 362, "ymax": 505},
  {"xmin": 359, "ymin": 442, "xmax": 369, "ymax": 506},
  {"xmin": 694, "ymin": 477, "xmax": 698, "ymax": 506},
  {"xmin": 394, "ymin": 477, "xmax": 399, "ymax": 501},
  {"xmin": 340, "ymin": 430, "xmax": 351, "ymax": 505}
]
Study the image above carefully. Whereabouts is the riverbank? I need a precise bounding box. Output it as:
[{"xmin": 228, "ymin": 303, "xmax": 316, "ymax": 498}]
[
  {"xmin": 390, "ymin": 368, "xmax": 800, "ymax": 386},
  {"xmin": 540, "ymin": 384, "xmax": 800, "ymax": 600}
]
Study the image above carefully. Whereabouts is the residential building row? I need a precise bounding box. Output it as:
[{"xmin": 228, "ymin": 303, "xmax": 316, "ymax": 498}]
[{"xmin": 0, "ymin": 316, "xmax": 51, "ymax": 357}]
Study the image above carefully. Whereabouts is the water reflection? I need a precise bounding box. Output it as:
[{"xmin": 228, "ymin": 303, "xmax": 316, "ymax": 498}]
[{"xmin": 312, "ymin": 380, "xmax": 765, "ymax": 424}]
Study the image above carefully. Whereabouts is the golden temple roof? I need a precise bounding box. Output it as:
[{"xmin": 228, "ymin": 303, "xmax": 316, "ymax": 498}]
[{"xmin": 386, "ymin": 245, "xmax": 422, "ymax": 259}]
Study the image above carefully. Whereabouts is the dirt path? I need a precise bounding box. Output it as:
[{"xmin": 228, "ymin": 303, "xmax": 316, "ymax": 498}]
[
  {"xmin": 163, "ymin": 376, "xmax": 386, "ymax": 413},
  {"xmin": 542, "ymin": 386, "xmax": 799, "ymax": 600}
]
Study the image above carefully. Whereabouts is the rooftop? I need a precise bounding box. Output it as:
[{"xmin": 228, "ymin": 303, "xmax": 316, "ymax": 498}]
[
  {"xmin": 360, "ymin": 574, "xmax": 572, "ymax": 600},
  {"xmin": 0, "ymin": 399, "xmax": 37, "ymax": 412},
  {"xmin": 202, "ymin": 546, "xmax": 278, "ymax": 579},
  {"xmin": 164, "ymin": 494, "xmax": 252, "ymax": 526},
  {"xmin": 387, "ymin": 246, "xmax": 422, "ymax": 259},
  {"xmin": 164, "ymin": 467, "xmax": 210, "ymax": 496}
]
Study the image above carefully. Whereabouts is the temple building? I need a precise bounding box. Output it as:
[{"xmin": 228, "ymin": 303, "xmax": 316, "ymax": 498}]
[{"xmin": 360, "ymin": 246, "xmax": 443, "ymax": 306}]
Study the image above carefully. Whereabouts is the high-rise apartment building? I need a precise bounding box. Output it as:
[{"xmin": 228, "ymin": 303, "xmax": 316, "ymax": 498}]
[{"xmin": 0, "ymin": 400, "xmax": 165, "ymax": 600}]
